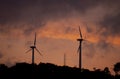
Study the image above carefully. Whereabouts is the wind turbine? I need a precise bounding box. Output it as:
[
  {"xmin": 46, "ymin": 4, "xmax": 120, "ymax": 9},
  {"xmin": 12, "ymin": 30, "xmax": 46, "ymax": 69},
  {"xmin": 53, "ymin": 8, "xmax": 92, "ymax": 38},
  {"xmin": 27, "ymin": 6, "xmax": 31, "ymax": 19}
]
[
  {"xmin": 77, "ymin": 26, "xmax": 84, "ymax": 70},
  {"xmin": 26, "ymin": 33, "xmax": 42, "ymax": 64}
]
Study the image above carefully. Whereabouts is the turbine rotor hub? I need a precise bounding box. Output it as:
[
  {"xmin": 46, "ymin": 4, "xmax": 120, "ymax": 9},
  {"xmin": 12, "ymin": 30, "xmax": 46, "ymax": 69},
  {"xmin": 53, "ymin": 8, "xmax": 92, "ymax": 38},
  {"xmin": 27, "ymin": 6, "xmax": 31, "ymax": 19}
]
[
  {"xmin": 77, "ymin": 39, "xmax": 83, "ymax": 41},
  {"xmin": 30, "ymin": 46, "xmax": 36, "ymax": 48}
]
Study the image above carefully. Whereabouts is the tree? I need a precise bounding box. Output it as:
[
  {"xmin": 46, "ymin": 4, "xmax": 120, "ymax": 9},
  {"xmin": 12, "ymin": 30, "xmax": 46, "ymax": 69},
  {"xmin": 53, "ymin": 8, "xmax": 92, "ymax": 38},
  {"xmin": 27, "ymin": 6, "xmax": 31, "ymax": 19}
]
[
  {"xmin": 114, "ymin": 62, "xmax": 120, "ymax": 75},
  {"xmin": 103, "ymin": 67, "xmax": 110, "ymax": 74}
]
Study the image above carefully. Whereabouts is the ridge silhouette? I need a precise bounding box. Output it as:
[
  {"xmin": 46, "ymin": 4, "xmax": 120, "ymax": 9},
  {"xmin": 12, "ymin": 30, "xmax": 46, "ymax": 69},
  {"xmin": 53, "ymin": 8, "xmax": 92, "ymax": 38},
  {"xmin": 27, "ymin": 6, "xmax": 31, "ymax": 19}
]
[{"xmin": 1, "ymin": 62, "xmax": 120, "ymax": 79}]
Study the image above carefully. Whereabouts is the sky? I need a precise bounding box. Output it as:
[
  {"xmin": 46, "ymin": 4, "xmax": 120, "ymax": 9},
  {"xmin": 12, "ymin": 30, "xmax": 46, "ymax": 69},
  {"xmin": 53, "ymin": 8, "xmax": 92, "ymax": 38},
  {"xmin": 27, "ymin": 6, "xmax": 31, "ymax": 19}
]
[{"xmin": 0, "ymin": 0, "xmax": 120, "ymax": 73}]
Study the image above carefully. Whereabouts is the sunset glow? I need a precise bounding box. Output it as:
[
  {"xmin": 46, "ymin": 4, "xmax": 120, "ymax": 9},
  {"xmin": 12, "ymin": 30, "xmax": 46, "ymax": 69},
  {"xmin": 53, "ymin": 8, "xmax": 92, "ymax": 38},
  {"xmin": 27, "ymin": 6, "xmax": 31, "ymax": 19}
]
[{"xmin": 0, "ymin": 0, "xmax": 120, "ymax": 74}]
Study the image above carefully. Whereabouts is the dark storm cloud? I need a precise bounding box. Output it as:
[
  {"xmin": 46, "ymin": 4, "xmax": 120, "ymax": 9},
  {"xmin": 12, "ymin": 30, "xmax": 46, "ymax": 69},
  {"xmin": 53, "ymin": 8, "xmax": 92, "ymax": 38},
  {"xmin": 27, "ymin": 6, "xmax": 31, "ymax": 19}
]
[
  {"xmin": 84, "ymin": 39, "xmax": 115, "ymax": 58},
  {"xmin": 64, "ymin": 26, "xmax": 76, "ymax": 34},
  {"xmin": 0, "ymin": 0, "xmax": 70, "ymax": 24},
  {"xmin": 95, "ymin": 0, "xmax": 120, "ymax": 36},
  {"xmin": 84, "ymin": 43, "xmax": 96, "ymax": 58},
  {"xmin": 0, "ymin": 0, "xmax": 76, "ymax": 35},
  {"xmin": 97, "ymin": 40, "xmax": 114, "ymax": 51},
  {"xmin": 0, "ymin": 0, "xmax": 109, "ymax": 24},
  {"xmin": 100, "ymin": 13, "xmax": 120, "ymax": 36},
  {"xmin": 0, "ymin": 0, "xmax": 120, "ymax": 36}
]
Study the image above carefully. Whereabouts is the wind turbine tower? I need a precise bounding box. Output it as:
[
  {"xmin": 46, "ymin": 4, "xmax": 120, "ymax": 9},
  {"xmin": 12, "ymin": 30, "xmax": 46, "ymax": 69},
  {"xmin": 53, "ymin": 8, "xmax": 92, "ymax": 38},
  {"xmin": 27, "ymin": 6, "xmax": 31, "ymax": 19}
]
[
  {"xmin": 77, "ymin": 26, "xmax": 84, "ymax": 70},
  {"xmin": 64, "ymin": 53, "xmax": 66, "ymax": 66},
  {"xmin": 26, "ymin": 33, "xmax": 42, "ymax": 64}
]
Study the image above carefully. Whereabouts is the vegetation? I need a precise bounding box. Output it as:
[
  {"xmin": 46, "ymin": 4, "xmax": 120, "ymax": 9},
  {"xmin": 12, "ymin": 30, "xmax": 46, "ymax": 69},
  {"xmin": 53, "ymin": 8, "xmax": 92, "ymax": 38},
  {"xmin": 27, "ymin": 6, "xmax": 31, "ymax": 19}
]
[{"xmin": 0, "ymin": 62, "xmax": 120, "ymax": 79}]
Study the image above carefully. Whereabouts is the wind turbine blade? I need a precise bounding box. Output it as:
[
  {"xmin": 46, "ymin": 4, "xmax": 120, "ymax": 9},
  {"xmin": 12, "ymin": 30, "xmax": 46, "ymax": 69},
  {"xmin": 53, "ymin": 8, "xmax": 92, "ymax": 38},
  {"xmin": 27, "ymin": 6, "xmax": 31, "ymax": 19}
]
[
  {"xmin": 25, "ymin": 49, "xmax": 31, "ymax": 53},
  {"xmin": 79, "ymin": 26, "xmax": 83, "ymax": 39},
  {"xmin": 83, "ymin": 39, "xmax": 91, "ymax": 43},
  {"xmin": 35, "ymin": 48, "xmax": 42, "ymax": 56},
  {"xmin": 34, "ymin": 32, "xmax": 36, "ymax": 46}
]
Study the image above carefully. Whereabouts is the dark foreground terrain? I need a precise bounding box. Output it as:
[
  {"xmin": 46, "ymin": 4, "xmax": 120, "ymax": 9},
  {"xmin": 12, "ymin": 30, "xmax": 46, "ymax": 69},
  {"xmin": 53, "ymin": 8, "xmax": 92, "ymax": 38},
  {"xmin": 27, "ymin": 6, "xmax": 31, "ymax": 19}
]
[{"xmin": 0, "ymin": 62, "xmax": 120, "ymax": 79}]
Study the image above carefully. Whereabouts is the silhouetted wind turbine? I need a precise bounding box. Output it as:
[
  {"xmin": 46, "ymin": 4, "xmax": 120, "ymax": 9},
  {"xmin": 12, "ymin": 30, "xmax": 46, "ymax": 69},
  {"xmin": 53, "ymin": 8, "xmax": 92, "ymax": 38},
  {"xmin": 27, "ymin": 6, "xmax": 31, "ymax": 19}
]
[
  {"xmin": 26, "ymin": 33, "xmax": 42, "ymax": 64},
  {"xmin": 77, "ymin": 26, "xmax": 84, "ymax": 70}
]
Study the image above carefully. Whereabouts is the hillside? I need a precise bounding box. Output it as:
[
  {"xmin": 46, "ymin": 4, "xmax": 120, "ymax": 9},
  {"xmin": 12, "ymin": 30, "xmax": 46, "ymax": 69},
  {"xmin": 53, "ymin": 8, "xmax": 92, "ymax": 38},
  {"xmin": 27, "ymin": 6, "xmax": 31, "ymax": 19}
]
[{"xmin": 0, "ymin": 62, "xmax": 118, "ymax": 79}]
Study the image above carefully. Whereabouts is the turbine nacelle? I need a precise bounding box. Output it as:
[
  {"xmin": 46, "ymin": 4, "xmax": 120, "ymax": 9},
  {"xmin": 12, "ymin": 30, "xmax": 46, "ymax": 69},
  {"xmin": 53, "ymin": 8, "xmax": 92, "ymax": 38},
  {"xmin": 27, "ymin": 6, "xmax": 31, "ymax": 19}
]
[
  {"xmin": 30, "ymin": 46, "xmax": 36, "ymax": 48},
  {"xmin": 77, "ymin": 39, "xmax": 83, "ymax": 41}
]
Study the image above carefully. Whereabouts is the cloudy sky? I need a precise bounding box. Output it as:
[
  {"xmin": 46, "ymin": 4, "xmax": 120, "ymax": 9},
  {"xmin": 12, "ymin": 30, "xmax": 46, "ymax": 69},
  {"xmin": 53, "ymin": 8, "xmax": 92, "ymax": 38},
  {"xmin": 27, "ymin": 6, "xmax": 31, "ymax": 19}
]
[{"xmin": 0, "ymin": 0, "xmax": 120, "ymax": 73}]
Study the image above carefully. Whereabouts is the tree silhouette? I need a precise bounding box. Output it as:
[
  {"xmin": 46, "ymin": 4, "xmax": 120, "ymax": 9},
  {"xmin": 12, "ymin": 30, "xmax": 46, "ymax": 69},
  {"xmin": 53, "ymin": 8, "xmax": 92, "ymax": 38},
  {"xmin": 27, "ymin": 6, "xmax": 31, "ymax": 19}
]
[
  {"xmin": 0, "ymin": 62, "xmax": 117, "ymax": 79},
  {"xmin": 103, "ymin": 67, "xmax": 110, "ymax": 75},
  {"xmin": 114, "ymin": 62, "xmax": 120, "ymax": 75}
]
